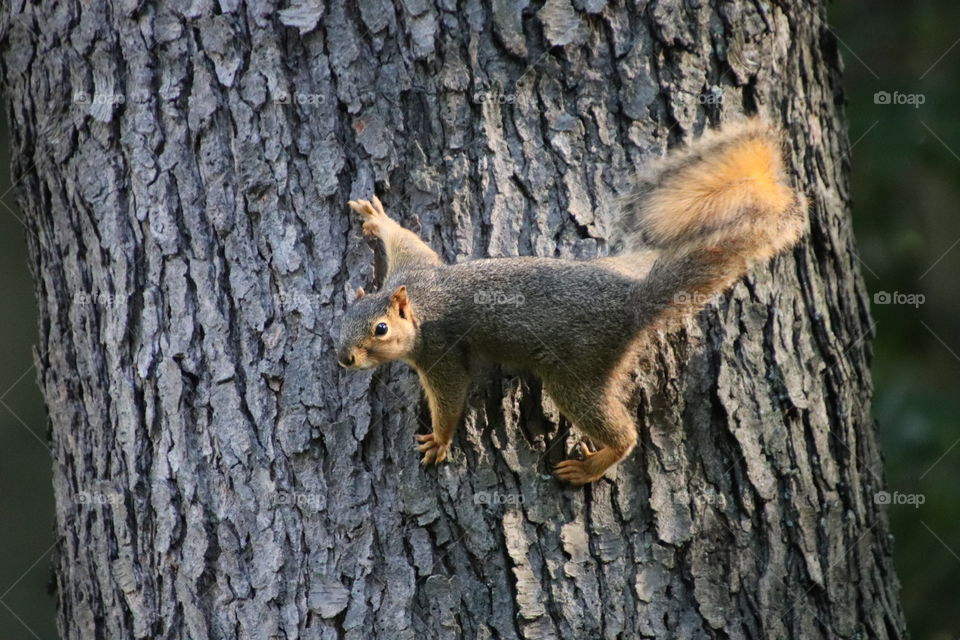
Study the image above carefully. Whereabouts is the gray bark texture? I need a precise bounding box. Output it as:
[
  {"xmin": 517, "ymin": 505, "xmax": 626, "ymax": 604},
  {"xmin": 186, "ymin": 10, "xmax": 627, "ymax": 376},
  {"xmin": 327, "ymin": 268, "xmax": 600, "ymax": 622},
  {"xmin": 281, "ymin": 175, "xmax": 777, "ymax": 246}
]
[{"xmin": 0, "ymin": 0, "xmax": 908, "ymax": 639}]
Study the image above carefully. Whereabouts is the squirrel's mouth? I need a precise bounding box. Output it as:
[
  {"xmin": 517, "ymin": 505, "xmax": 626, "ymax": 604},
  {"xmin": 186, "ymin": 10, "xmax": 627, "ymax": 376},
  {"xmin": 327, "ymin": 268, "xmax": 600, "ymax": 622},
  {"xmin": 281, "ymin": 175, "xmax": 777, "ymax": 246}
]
[{"xmin": 341, "ymin": 362, "xmax": 377, "ymax": 371}]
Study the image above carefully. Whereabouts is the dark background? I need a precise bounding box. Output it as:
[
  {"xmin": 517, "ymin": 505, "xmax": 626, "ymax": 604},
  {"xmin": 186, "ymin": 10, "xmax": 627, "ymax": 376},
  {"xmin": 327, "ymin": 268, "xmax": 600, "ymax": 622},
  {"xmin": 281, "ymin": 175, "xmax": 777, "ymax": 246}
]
[
  {"xmin": 829, "ymin": 3, "xmax": 960, "ymax": 637},
  {"xmin": 0, "ymin": 3, "xmax": 957, "ymax": 638}
]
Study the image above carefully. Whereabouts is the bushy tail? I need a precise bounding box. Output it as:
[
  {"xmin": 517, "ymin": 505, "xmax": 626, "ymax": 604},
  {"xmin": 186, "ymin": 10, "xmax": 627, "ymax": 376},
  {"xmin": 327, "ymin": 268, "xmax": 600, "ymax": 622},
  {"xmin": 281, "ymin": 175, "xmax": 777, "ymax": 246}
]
[{"xmin": 619, "ymin": 117, "xmax": 808, "ymax": 329}]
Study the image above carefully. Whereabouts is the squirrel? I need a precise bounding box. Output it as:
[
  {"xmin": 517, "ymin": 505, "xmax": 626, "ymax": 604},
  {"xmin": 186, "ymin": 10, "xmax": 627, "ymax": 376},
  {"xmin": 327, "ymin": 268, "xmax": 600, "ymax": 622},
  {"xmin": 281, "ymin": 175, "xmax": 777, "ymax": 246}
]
[{"xmin": 335, "ymin": 118, "xmax": 807, "ymax": 485}]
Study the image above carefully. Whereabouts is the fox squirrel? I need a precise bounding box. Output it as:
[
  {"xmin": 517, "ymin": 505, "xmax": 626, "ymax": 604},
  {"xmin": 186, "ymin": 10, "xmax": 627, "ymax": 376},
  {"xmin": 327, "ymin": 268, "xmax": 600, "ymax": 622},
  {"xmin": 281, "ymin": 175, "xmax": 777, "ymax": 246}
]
[{"xmin": 335, "ymin": 118, "xmax": 807, "ymax": 485}]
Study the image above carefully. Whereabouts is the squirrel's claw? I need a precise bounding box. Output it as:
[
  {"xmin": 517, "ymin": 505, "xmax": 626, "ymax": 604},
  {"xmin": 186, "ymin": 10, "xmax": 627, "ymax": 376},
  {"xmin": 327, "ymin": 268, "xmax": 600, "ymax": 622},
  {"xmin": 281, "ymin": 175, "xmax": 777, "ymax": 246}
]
[
  {"xmin": 348, "ymin": 197, "xmax": 389, "ymax": 221},
  {"xmin": 348, "ymin": 199, "xmax": 376, "ymax": 218},
  {"xmin": 371, "ymin": 195, "xmax": 388, "ymax": 217},
  {"xmin": 416, "ymin": 432, "xmax": 450, "ymax": 466},
  {"xmin": 349, "ymin": 197, "xmax": 391, "ymax": 239}
]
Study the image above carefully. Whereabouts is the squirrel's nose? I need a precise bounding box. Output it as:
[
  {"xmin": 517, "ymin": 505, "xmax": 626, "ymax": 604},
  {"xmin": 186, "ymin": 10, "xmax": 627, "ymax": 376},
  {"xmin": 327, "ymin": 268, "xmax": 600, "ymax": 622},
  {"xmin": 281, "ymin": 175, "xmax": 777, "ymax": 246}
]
[{"xmin": 337, "ymin": 350, "xmax": 355, "ymax": 368}]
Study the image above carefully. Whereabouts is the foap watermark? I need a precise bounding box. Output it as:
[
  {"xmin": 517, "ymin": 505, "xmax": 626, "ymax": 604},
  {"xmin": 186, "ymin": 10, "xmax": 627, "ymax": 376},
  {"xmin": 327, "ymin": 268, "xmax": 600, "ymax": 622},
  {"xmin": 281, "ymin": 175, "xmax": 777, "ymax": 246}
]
[
  {"xmin": 873, "ymin": 291, "xmax": 925, "ymax": 308},
  {"xmin": 472, "ymin": 91, "xmax": 531, "ymax": 107},
  {"xmin": 873, "ymin": 90, "xmax": 925, "ymax": 108},
  {"xmin": 694, "ymin": 488, "xmax": 727, "ymax": 508},
  {"xmin": 474, "ymin": 290, "xmax": 525, "ymax": 307},
  {"xmin": 276, "ymin": 291, "xmax": 321, "ymax": 307},
  {"xmin": 76, "ymin": 491, "xmax": 124, "ymax": 506},
  {"xmin": 677, "ymin": 89, "xmax": 724, "ymax": 106},
  {"xmin": 74, "ymin": 292, "xmax": 128, "ymax": 307},
  {"xmin": 473, "ymin": 490, "xmax": 524, "ymax": 506},
  {"xmin": 874, "ymin": 491, "xmax": 925, "ymax": 508},
  {"xmin": 673, "ymin": 290, "xmax": 721, "ymax": 306},
  {"xmin": 73, "ymin": 91, "xmax": 125, "ymax": 106},
  {"xmin": 274, "ymin": 491, "xmax": 322, "ymax": 509},
  {"xmin": 274, "ymin": 92, "xmax": 327, "ymax": 106}
]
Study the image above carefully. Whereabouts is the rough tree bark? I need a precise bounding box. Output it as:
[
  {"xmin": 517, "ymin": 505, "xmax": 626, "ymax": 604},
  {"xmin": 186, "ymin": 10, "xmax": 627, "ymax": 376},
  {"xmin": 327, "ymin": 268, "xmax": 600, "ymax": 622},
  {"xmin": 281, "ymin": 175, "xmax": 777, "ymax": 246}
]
[{"xmin": 0, "ymin": 0, "xmax": 908, "ymax": 638}]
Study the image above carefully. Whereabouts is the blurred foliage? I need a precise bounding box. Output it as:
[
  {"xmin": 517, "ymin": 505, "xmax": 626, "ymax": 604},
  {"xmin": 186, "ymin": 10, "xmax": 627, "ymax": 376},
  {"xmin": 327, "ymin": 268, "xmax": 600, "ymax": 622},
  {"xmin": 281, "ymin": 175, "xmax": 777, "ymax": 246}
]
[
  {"xmin": 831, "ymin": 1, "xmax": 960, "ymax": 638},
  {"xmin": 0, "ymin": 3, "xmax": 957, "ymax": 638},
  {"xmin": 0, "ymin": 121, "xmax": 56, "ymax": 638}
]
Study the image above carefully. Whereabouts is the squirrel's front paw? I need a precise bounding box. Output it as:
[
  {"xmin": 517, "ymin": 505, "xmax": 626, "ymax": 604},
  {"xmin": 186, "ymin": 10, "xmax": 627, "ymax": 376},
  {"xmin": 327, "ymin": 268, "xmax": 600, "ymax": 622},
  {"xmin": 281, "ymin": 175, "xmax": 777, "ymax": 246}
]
[
  {"xmin": 416, "ymin": 432, "xmax": 451, "ymax": 466},
  {"xmin": 348, "ymin": 196, "xmax": 389, "ymax": 238}
]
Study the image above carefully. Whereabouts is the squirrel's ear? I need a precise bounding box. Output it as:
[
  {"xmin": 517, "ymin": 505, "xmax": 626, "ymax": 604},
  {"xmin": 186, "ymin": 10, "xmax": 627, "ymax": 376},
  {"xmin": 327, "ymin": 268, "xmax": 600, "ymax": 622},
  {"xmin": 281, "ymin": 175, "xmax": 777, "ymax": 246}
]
[
  {"xmin": 355, "ymin": 286, "xmax": 366, "ymax": 300},
  {"xmin": 390, "ymin": 285, "xmax": 410, "ymax": 319}
]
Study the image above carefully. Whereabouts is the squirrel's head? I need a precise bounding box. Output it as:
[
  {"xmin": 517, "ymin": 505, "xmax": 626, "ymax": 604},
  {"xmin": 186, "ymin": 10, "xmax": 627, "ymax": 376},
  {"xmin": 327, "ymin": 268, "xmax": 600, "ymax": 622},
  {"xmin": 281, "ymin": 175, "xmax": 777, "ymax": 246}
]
[{"xmin": 335, "ymin": 285, "xmax": 417, "ymax": 370}]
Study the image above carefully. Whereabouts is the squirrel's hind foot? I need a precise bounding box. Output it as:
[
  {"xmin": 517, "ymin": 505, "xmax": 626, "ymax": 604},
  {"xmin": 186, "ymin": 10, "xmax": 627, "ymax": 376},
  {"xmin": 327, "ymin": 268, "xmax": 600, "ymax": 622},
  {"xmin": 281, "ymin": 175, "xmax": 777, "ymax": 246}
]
[
  {"xmin": 553, "ymin": 446, "xmax": 626, "ymax": 486},
  {"xmin": 553, "ymin": 458, "xmax": 604, "ymax": 486},
  {"xmin": 416, "ymin": 432, "xmax": 451, "ymax": 466}
]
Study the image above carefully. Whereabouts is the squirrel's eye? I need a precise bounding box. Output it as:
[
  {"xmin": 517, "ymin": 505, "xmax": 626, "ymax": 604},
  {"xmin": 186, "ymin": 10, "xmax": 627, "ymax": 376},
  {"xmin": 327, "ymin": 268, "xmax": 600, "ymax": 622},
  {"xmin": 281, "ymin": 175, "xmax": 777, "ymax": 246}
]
[{"xmin": 374, "ymin": 322, "xmax": 388, "ymax": 336}]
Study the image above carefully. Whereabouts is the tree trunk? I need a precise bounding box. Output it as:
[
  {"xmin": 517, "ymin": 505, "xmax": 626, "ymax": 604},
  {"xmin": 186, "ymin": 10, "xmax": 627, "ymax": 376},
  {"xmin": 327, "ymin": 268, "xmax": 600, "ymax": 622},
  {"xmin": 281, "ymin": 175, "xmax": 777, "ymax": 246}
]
[{"xmin": 1, "ymin": 1, "xmax": 908, "ymax": 638}]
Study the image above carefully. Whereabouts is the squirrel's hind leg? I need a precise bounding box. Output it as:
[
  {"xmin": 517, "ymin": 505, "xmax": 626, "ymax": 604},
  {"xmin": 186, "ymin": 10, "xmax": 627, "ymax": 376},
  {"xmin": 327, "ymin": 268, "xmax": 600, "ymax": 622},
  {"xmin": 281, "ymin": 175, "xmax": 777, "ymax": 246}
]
[{"xmin": 546, "ymin": 379, "xmax": 638, "ymax": 486}]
